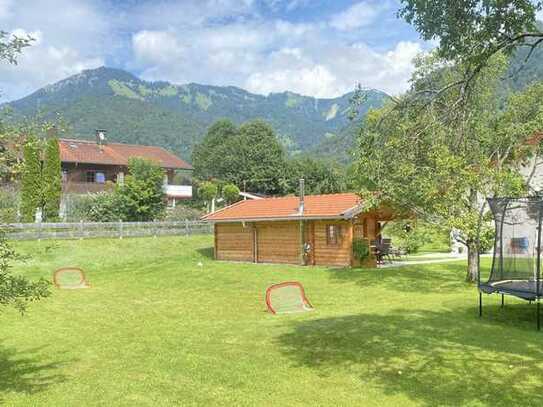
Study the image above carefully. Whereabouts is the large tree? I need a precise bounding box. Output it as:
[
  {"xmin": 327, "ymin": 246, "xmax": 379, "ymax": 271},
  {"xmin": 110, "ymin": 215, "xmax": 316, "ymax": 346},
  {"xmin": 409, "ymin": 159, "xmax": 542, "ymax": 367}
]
[
  {"xmin": 192, "ymin": 119, "xmax": 239, "ymax": 181},
  {"xmin": 356, "ymin": 54, "xmax": 540, "ymax": 281},
  {"xmin": 192, "ymin": 119, "xmax": 287, "ymax": 194},
  {"xmin": 284, "ymin": 156, "xmax": 347, "ymax": 195},
  {"xmin": 0, "ymin": 29, "xmax": 50, "ymax": 312}
]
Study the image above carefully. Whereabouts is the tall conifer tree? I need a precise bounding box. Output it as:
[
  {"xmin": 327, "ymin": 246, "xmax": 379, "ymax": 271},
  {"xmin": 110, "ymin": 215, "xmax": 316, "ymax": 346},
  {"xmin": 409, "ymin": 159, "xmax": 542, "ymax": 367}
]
[
  {"xmin": 42, "ymin": 137, "xmax": 61, "ymax": 221},
  {"xmin": 20, "ymin": 136, "xmax": 42, "ymax": 222}
]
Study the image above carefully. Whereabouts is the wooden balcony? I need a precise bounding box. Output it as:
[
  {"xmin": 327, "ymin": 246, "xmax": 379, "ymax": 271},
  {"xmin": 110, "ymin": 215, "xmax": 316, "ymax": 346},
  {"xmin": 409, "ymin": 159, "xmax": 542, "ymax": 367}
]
[{"xmin": 62, "ymin": 181, "xmax": 114, "ymax": 194}]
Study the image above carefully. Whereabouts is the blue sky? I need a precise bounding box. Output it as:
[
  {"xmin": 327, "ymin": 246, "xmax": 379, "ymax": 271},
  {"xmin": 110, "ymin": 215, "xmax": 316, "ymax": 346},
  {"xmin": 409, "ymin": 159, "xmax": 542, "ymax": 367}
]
[{"xmin": 0, "ymin": 0, "xmax": 435, "ymax": 101}]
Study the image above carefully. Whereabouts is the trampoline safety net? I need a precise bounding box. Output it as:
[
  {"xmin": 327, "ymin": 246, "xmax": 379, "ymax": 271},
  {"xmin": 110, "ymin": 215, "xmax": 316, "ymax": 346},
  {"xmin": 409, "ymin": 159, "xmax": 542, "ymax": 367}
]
[{"xmin": 483, "ymin": 198, "xmax": 543, "ymax": 301}]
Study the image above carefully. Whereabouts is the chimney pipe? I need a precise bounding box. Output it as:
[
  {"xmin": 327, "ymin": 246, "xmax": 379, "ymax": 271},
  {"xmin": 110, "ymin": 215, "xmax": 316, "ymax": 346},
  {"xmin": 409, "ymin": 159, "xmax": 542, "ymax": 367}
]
[{"xmin": 298, "ymin": 178, "xmax": 305, "ymax": 215}]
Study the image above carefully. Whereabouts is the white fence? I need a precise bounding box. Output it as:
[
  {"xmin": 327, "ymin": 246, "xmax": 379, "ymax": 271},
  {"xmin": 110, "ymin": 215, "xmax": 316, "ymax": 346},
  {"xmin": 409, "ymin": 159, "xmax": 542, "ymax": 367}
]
[{"xmin": 1, "ymin": 220, "xmax": 212, "ymax": 241}]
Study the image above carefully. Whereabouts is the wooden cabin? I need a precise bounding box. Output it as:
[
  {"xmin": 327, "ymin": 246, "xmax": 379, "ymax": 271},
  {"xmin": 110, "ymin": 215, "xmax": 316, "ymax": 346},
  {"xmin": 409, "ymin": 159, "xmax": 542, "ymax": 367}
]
[{"xmin": 202, "ymin": 192, "xmax": 394, "ymax": 268}]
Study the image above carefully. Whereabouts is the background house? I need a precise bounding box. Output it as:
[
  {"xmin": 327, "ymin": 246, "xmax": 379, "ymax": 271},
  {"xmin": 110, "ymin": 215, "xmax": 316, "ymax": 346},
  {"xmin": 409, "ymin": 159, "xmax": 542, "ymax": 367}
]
[
  {"xmin": 59, "ymin": 133, "xmax": 193, "ymax": 207},
  {"xmin": 202, "ymin": 192, "xmax": 394, "ymax": 267}
]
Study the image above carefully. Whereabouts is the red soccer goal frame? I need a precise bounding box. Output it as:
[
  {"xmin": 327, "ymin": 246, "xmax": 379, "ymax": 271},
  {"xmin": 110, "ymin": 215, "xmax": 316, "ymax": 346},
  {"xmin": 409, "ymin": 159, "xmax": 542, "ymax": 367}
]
[
  {"xmin": 53, "ymin": 267, "xmax": 90, "ymax": 289},
  {"xmin": 265, "ymin": 281, "xmax": 313, "ymax": 314}
]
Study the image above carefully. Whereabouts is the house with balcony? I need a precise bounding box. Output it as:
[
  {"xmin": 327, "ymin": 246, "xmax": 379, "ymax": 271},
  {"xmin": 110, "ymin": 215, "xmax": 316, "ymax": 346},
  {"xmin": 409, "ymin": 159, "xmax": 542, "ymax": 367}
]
[{"xmin": 59, "ymin": 135, "xmax": 193, "ymax": 207}]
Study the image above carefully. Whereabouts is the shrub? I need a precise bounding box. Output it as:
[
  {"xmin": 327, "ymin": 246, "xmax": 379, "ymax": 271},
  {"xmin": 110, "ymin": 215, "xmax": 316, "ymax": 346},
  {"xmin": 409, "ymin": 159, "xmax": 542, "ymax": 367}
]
[
  {"xmin": 352, "ymin": 238, "xmax": 370, "ymax": 263},
  {"xmin": 115, "ymin": 158, "xmax": 165, "ymax": 221},
  {"xmin": 222, "ymin": 183, "xmax": 240, "ymax": 204},
  {"xmin": 163, "ymin": 204, "xmax": 204, "ymax": 221},
  {"xmin": 0, "ymin": 186, "xmax": 19, "ymax": 223}
]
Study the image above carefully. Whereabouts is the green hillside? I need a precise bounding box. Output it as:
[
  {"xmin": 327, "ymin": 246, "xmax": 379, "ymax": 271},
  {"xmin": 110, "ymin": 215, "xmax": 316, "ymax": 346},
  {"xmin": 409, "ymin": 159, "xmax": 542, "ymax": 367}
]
[{"xmin": 3, "ymin": 67, "xmax": 388, "ymax": 161}]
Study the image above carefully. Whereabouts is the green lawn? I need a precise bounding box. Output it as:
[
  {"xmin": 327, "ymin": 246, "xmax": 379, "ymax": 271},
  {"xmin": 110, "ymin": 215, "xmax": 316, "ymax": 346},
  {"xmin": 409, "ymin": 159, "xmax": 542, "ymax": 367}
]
[{"xmin": 1, "ymin": 236, "xmax": 542, "ymax": 406}]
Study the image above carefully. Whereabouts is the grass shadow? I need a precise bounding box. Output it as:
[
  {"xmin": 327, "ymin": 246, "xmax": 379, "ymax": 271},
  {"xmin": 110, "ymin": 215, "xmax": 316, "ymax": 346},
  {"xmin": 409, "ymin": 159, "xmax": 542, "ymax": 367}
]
[
  {"xmin": 277, "ymin": 305, "xmax": 543, "ymax": 406},
  {"xmin": 196, "ymin": 247, "xmax": 214, "ymax": 260},
  {"xmin": 325, "ymin": 261, "xmax": 470, "ymax": 294},
  {"xmin": 0, "ymin": 345, "xmax": 69, "ymax": 402}
]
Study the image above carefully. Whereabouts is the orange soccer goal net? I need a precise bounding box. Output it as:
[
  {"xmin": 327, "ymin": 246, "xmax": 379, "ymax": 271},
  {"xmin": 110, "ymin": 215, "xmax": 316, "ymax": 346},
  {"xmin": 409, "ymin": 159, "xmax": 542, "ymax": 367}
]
[
  {"xmin": 53, "ymin": 267, "xmax": 90, "ymax": 289},
  {"xmin": 266, "ymin": 281, "xmax": 314, "ymax": 314}
]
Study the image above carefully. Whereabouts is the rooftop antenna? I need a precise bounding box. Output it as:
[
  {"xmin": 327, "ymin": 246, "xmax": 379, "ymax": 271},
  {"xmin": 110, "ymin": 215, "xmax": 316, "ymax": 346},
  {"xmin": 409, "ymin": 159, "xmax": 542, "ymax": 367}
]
[{"xmin": 95, "ymin": 129, "xmax": 107, "ymax": 152}]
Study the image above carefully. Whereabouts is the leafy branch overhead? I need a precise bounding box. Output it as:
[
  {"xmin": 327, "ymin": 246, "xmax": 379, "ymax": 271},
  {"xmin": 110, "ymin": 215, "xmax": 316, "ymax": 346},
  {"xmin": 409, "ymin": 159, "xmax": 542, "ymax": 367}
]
[{"xmin": 399, "ymin": 1, "xmax": 543, "ymax": 103}]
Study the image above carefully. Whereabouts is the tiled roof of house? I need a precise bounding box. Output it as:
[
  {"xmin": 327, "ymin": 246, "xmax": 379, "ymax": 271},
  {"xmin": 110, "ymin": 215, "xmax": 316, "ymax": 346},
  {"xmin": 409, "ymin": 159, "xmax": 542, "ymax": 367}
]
[
  {"xmin": 202, "ymin": 193, "xmax": 364, "ymax": 222},
  {"xmin": 59, "ymin": 138, "xmax": 192, "ymax": 170}
]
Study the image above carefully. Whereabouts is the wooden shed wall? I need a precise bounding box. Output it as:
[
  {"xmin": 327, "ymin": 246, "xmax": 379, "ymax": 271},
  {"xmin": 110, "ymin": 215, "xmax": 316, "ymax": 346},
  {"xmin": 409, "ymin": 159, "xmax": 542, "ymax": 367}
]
[
  {"xmin": 214, "ymin": 223, "xmax": 253, "ymax": 262},
  {"xmin": 256, "ymin": 221, "xmax": 300, "ymax": 264},
  {"xmin": 311, "ymin": 220, "xmax": 353, "ymax": 267}
]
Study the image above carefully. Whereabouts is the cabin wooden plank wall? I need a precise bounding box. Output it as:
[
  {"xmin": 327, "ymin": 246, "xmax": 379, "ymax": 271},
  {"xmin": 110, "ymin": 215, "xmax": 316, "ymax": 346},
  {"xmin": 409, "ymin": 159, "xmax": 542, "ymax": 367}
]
[
  {"xmin": 256, "ymin": 221, "xmax": 300, "ymax": 264},
  {"xmin": 214, "ymin": 223, "xmax": 253, "ymax": 261},
  {"xmin": 311, "ymin": 220, "xmax": 352, "ymax": 266}
]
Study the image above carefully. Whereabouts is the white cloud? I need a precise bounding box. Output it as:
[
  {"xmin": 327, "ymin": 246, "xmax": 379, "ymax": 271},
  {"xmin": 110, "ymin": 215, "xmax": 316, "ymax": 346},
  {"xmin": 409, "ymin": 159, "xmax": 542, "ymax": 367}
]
[
  {"xmin": 245, "ymin": 40, "xmax": 422, "ymax": 97},
  {"xmin": 0, "ymin": 0, "xmax": 424, "ymax": 101},
  {"xmin": 329, "ymin": 1, "xmax": 382, "ymax": 31},
  {"xmin": 132, "ymin": 31, "xmax": 185, "ymax": 65},
  {"xmin": 0, "ymin": 0, "xmax": 13, "ymax": 20},
  {"xmin": 0, "ymin": 0, "xmax": 108, "ymax": 101}
]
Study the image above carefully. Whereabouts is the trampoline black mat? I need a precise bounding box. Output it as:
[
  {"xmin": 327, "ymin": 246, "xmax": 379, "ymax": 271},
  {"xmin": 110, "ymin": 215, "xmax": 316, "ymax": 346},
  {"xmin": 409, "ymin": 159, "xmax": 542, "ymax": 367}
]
[{"xmin": 480, "ymin": 280, "xmax": 543, "ymax": 300}]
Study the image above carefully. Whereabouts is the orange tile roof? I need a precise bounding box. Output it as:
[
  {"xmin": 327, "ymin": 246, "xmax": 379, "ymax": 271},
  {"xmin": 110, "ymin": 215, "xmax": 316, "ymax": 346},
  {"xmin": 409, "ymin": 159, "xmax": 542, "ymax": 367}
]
[
  {"xmin": 59, "ymin": 138, "xmax": 192, "ymax": 170},
  {"xmin": 202, "ymin": 193, "xmax": 363, "ymax": 222}
]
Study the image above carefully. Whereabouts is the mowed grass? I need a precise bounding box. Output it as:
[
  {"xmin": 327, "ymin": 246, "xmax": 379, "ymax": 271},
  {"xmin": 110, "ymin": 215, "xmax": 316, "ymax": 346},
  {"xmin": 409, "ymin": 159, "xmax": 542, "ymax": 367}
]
[{"xmin": 1, "ymin": 236, "xmax": 543, "ymax": 406}]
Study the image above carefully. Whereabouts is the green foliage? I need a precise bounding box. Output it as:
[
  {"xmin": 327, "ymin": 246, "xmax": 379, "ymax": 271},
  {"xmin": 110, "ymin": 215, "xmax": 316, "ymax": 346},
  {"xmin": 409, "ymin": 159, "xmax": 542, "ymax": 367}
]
[
  {"xmin": 352, "ymin": 238, "xmax": 370, "ymax": 262},
  {"xmin": 284, "ymin": 156, "xmax": 347, "ymax": 195},
  {"xmin": 0, "ymin": 30, "xmax": 33, "ymax": 65},
  {"xmin": 198, "ymin": 181, "xmax": 218, "ymax": 203},
  {"xmin": 79, "ymin": 192, "xmax": 123, "ymax": 222},
  {"xmin": 42, "ymin": 137, "xmax": 62, "ymax": 221},
  {"xmin": 192, "ymin": 119, "xmax": 239, "ymax": 180},
  {"xmin": 0, "ymin": 186, "xmax": 19, "ymax": 223},
  {"xmin": 163, "ymin": 204, "xmax": 204, "ymax": 221},
  {"xmin": 193, "ymin": 119, "xmax": 287, "ymax": 195},
  {"xmin": 356, "ymin": 54, "xmax": 534, "ymax": 281},
  {"xmin": 236, "ymin": 120, "xmax": 287, "ymax": 194},
  {"xmin": 0, "ymin": 230, "xmax": 49, "ymax": 313},
  {"xmin": 384, "ymin": 222, "xmax": 438, "ymax": 254},
  {"xmin": 399, "ymin": 0, "xmax": 542, "ymax": 67},
  {"xmin": 20, "ymin": 136, "xmax": 42, "ymax": 222},
  {"xmin": 222, "ymin": 184, "xmax": 240, "ymax": 204},
  {"xmin": 115, "ymin": 158, "xmax": 166, "ymax": 221}
]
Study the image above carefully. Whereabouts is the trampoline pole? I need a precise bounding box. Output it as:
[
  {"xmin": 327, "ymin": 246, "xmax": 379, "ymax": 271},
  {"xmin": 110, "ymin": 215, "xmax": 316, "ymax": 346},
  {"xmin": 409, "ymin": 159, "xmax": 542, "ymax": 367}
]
[
  {"xmin": 501, "ymin": 294, "xmax": 504, "ymax": 308},
  {"xmin": 479, "ymin": 292, "xmax": 482, "ymax": 317}
]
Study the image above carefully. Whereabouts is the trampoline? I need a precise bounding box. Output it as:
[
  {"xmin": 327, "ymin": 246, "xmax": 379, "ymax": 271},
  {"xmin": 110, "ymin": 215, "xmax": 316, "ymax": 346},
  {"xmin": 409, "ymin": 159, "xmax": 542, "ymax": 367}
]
[{"xmin": 479, "ymin": 197, "xmax": 543, "ymax": 329}]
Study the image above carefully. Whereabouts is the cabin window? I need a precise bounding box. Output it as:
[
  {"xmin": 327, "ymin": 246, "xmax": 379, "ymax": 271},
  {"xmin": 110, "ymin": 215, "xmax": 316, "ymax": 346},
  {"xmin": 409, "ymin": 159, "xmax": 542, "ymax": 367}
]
[
  {"xmin": 61, "ymin": 170, "xmax": 68, "ymax": 182},
  {"xmin": 326, "ymin": 224, "xmax": 341, "ymax": 246}
]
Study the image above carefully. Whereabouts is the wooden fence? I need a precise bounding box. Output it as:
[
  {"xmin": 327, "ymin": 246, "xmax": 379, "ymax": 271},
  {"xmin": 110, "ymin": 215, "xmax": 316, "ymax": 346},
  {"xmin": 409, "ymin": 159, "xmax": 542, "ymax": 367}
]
[{"xmin": 1, "ymin": 221, "xmax": 213, "ymax": 241}]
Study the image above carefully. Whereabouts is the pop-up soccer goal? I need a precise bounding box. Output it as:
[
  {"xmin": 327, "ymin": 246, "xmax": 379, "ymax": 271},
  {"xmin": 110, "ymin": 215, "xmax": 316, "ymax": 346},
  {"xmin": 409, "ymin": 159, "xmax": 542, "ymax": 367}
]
[
  {"xmin": 53, "ymin": 267, "xmax": 90, "ymax": 289},
  {"xmin": 266, "ymin": 281, "xmax": 313, "ymax": 314}
]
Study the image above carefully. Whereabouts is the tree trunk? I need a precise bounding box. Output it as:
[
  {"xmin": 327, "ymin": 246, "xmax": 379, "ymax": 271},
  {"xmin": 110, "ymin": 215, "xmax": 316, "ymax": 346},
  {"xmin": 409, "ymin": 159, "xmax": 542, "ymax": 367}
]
[
  {"xmin": 465, "ymin": 188, "xmax": 480, "ymax": 283},
  {"xmin": 466, "ymin": 241, "xmax": 479, "ymax": 282}
]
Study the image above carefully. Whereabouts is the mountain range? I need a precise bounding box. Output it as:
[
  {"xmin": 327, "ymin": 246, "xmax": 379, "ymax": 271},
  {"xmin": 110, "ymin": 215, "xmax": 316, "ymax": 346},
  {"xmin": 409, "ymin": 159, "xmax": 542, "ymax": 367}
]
[
  {"xmin": 2, "ymin": 67, "xmax": 388, "ymax": 162},
  {"xmin": 4, "ymin": 36, "xmax": 543, "ymax": 166}
]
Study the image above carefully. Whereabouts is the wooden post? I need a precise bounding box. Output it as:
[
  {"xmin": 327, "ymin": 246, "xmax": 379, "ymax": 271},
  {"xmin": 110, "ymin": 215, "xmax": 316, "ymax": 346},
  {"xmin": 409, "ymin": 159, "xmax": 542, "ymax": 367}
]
[{"xmin": 119, "ymin": 220, "xmax": 123, "ymax": 239}]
